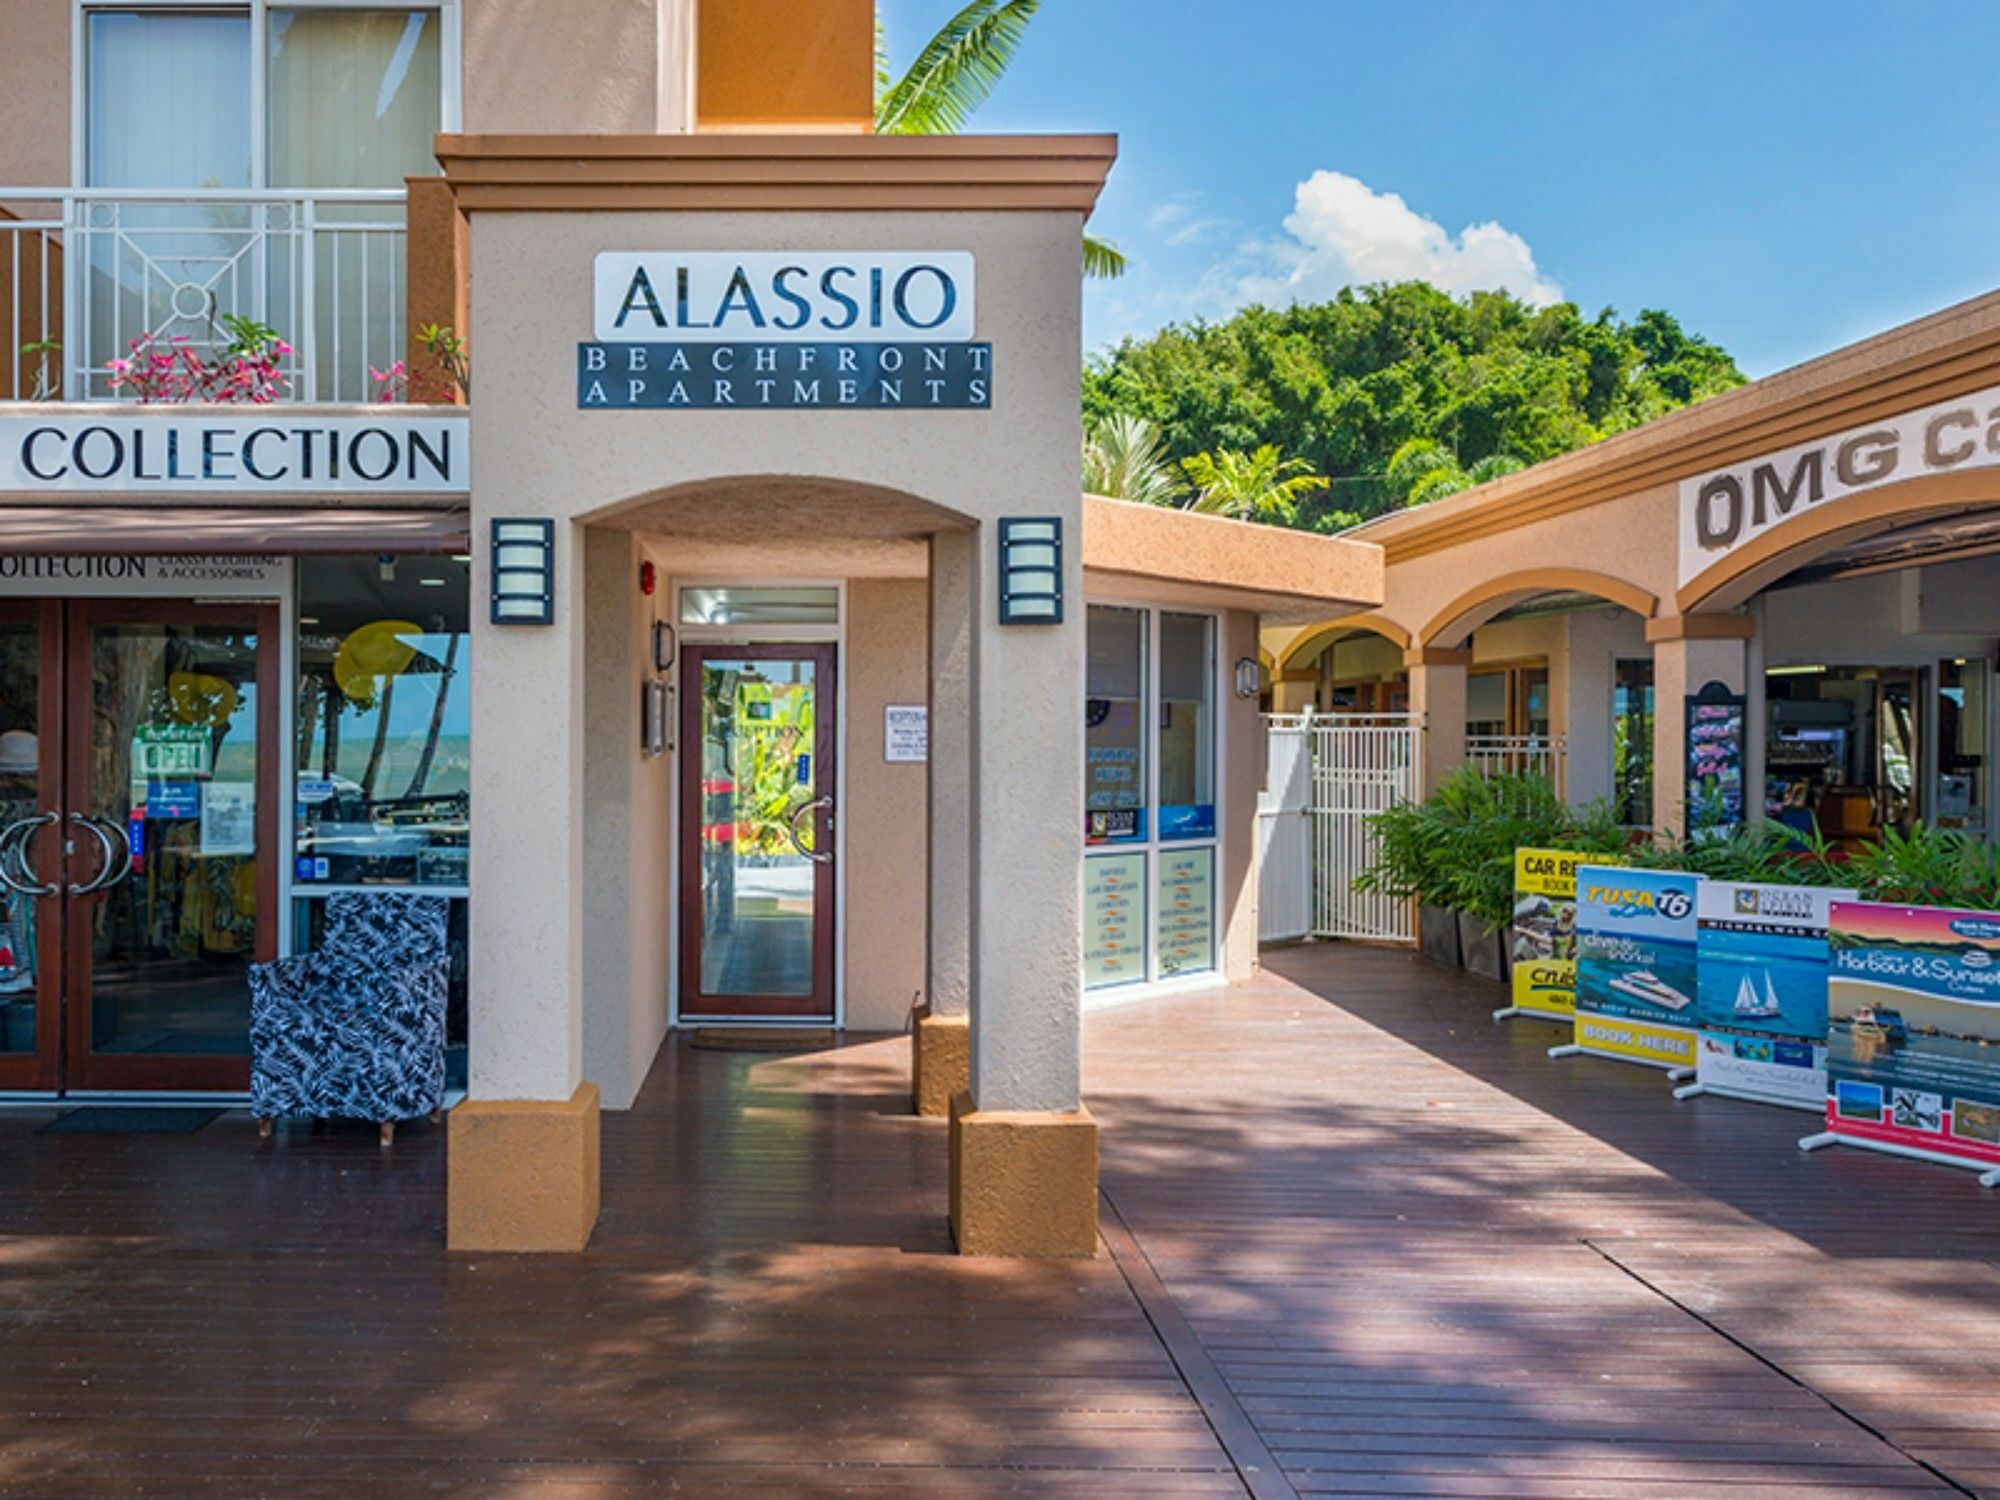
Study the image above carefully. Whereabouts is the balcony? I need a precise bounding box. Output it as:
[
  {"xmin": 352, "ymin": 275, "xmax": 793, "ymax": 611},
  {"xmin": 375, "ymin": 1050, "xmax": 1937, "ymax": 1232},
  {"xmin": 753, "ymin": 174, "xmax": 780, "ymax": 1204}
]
[{"xmin": 1, "ymin": 187, "xmax": 440, "ymax": 404}]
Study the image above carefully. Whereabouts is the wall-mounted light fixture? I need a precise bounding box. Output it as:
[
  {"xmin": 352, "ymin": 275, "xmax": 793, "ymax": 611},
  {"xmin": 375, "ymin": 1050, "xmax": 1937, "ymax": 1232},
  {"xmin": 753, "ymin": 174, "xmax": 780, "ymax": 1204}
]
[
  {"xmin": 490, "ymin": 518, "xmax": 554, "ymax": 625},
  {"xmin": 652, "ymin": 619, "xmax": 676, "ymax": 675},
  {"xmin": 998, "ymin": 516, "xmax": 1062, "ymax": 625},
  {"xmin": 1234, "ymin": 657, "xmax": 1262, "ymax": 699}
]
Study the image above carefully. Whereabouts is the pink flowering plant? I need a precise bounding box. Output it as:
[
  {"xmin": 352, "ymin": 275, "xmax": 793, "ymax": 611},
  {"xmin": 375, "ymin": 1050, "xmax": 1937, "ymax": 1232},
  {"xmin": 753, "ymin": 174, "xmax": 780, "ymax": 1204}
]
[
  {"xmin": 107, "ymin": 314, "xmax": 291, "ymax": 404},
  {"xmin": 370, "ymin": 323, "xmax": 471, "ymax": 404}
]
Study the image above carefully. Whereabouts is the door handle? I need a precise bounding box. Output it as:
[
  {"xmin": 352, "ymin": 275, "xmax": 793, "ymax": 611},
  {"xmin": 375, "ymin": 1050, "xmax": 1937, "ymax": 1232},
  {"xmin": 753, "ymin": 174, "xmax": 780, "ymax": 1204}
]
[
  {"xmin": 0, "ymin": 811, "xmax": 59, "ymax": 898},
  {"xmin": 66, "ymin": 812, "xmax": 115, "ymax": 896},
  {"xmin": 90, "ymin": 815, "xmax": 134, "ymax": 893},
  {"xmin": 787, "ymin": 794, "xmax": 835, "ymax": 865}
]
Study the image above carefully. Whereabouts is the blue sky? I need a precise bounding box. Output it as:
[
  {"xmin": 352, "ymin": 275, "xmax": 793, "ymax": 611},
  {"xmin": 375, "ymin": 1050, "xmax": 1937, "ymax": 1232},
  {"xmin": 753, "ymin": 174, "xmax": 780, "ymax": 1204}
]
[{"xmin": 877, "ymin": 0, "xmax": 2000, "ymax": 377}]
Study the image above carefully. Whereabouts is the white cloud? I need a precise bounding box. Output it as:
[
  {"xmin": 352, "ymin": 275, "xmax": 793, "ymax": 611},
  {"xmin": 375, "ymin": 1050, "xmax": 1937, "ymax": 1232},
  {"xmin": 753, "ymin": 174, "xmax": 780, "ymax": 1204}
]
[{"xmin": 1231, "ymin": 170, "xmax": 1561, "ymax": 309}]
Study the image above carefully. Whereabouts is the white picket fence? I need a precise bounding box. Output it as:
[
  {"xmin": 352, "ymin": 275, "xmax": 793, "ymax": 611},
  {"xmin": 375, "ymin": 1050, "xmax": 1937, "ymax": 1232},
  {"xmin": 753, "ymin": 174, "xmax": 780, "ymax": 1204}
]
[{"xmin": 1259, "ymin": 711, "xmax": 1423, "ymax": 945}]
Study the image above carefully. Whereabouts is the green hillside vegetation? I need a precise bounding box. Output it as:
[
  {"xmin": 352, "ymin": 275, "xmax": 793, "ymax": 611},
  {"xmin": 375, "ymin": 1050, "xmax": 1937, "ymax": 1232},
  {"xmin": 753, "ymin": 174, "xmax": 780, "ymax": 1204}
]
[{"xmin": 1082, "ymin": 281, "xmax": 1746, "ymax": 532}]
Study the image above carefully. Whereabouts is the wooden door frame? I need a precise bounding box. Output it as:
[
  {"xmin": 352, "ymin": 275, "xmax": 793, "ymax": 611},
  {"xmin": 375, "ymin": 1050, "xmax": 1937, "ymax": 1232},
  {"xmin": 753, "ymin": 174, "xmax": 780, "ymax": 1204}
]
[
  {"xmin": 0, "ymin": 598, "xmax": 65, "ymax": 1093},
  {"xmin": 676, "ymin": 642, "xmax": 838, "ymax": 1021},
  {"xmin": 62, "ymin": 599, "xmax": 279, "ymax": 1092}
]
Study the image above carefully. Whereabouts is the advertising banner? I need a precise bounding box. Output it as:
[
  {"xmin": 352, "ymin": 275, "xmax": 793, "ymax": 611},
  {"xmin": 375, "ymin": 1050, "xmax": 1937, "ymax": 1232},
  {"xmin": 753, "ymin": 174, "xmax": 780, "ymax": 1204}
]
[
  {"xmin": 1505, "ymin": 848, "xmax": 1598, "ymax": 1022},
  {"xmin": 1568, "ymin": 866, "xmax": 1701, "ymax": 1071},
  {"xmin": 1818, "ymin": 901, "xmax": 2000, "ymax": 1173},
  {"xmin": 1689, "ymin": 880, "xmax": 1853, "ymax": 1109}
]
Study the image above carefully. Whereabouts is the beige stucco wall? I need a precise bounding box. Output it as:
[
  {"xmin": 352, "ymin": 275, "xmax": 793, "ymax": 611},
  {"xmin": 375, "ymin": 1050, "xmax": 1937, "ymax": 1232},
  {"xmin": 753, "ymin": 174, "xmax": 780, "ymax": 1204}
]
[
  {"xmin": 844, "ymin": 577, "xmax": 930, "ymax": 1032},
  {"xmin": 0, "ymin": 0, "xmax": 70, "ymax": 188},
  {"xmin": 466, "ymin": 202, "xmax": 1089, "ymax": 1113},
  {"xmin": 464, "ymin": 0, "xmax": 682, "ymax": 134}
]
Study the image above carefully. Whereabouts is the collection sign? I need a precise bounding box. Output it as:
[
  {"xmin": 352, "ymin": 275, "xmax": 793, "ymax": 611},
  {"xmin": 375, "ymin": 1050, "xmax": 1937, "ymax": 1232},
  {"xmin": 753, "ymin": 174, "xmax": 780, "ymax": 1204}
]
[
  {"xmin": 1691, "ymin": 880, "xmax": 1852, "ymax": 1109},
  {"xmin": 0, "ymin": 554, "xmax": 289, "ymax": 599},
  {"xmin": 1572, "ymin": 866, "xmax": 1701, "ymax": 1070},
  {"xmin": 581, "ymin": 251, "xmax": 990, "ymax": 411},
  {"xmin": 1822, "ymin": 901, "xmax": 2000, "ymax": 1170},
  {"xmin": 0, "ymin": 414, "xmax": 468, "ymax": 495},
  {"xmin": 1677, "ymin": 382, "xmax": 2000, "ymax": 586}
]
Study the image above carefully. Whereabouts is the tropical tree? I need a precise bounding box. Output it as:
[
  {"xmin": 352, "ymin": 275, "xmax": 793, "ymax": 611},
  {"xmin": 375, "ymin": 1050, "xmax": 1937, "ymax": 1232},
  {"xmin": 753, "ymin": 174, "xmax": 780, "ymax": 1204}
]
[
  {"xmin": 1385, "ymin": 438, "xmax": 1527, "ymax": 507},
  {"xmin": 875, "ymin": 0, "xmax": 1126, "ymax": 277},
  {"xmin": 1083, "ymin": 413, "xmax": 1185, "ymax": 505},
  {"xmin": 1180, "ymin": 445, "xmax": 1328, "ymax": 522}
]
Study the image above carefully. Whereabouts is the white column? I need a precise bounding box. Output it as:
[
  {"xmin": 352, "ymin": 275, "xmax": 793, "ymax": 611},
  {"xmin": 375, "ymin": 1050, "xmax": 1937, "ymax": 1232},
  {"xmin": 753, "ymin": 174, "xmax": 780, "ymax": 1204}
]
[
  {"xmin": 1407, "ymin": 649, "xmax": 1469, "ymax": 797},
  {"xmin": 926, "ymin": 528, "xmax": 975, "ymax": 1022},
  {"xmin": 468, "ymin": 514, "xmax": 585, "ymax": 1103},
  {"xmin": 965, "ymin": 516, "xmax": 1084, "ymax": 1114}
]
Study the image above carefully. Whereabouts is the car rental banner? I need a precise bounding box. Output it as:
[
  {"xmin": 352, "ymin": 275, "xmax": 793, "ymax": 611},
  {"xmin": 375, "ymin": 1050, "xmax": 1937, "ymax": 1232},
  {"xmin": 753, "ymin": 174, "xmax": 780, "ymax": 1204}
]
[
  {"xmin": 1573, "ymin": 866, "xmax": 1702, "ymax": 1070},
  {"xmin": 1824, "ymin": 901, "xmax": 2000, "ymax": 1170},
  {"xmin": 1693, "ymin": 879, "xmax": 1854, "ymax": 1110},
  {"xmin": 1508, "ymin": 848, "xmax": 1612, "ymax": 1022}
]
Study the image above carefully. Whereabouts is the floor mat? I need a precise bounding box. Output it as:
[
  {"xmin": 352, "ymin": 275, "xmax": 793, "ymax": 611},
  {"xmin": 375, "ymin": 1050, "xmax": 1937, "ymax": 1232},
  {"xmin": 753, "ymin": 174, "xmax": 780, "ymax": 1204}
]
[
  {"xmin": 39, "ymin": 1106, "xmax": 225, "ymax": 1135},
  {"xmin": 687, "ymin": 1028, "xmax": 833, "ymax": 1053}
]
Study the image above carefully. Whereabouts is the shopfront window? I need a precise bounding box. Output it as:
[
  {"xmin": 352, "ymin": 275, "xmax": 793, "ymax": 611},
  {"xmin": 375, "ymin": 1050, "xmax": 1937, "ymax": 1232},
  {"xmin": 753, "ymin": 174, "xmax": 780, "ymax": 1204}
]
[
  {"xmin": 1158, "ymin": 612, "xmax": 1215, "ymax": 840},
  {"xmin": 1936, "ymin": 658, "xmax": 1988, "ymax": 832},
  {"xmin": 1086, "ymin": 605, "xmax": 1146, "ymax": 844},
  {"xmin": 294, "ymin": 556, "xmax": 469, "ymax": 889},
  {"xmin": 1084, "ymin": 605, "xmax": 1220, "ymax": 992},
  {"xmin": 1613, "ymin": 658, "xmax": 1654, "ymax": 826}
]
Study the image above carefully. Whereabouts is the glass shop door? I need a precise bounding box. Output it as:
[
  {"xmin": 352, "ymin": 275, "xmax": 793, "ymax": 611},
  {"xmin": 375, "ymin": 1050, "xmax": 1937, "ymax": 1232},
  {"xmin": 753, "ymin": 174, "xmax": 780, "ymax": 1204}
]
[
  {"xmin": 0, "ymin": 599, "xmax": 278, "ymax": 1094},
  {"xmin": 677, "ymin": 643, "xmax": 837, "ymax": 1020}
]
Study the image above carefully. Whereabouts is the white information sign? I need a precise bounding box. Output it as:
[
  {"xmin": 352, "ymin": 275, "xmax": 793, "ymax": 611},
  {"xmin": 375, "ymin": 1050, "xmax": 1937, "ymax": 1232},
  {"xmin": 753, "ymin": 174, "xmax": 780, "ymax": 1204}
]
[{"xmin": 884, "ymin": 704, "xmax": 928, "ymax": 763}]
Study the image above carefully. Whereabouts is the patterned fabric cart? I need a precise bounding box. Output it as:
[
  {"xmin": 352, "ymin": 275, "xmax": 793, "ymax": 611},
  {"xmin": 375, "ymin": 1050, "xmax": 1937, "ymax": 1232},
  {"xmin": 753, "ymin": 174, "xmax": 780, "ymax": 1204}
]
[{"xmin": 249, "ymin": 893, "xmax": 450, "ymax": 1145}]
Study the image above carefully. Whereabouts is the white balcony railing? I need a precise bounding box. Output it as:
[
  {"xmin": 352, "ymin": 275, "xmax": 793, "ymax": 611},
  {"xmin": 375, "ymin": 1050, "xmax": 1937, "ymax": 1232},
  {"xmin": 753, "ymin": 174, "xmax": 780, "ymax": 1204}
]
[
  {"xmin": 2, "ymin": 188, "xmax": 407, "ymax": 404},
  {"xmin": 1467, "ymin": 732, "xmax": 1567, "ymax": 795}
]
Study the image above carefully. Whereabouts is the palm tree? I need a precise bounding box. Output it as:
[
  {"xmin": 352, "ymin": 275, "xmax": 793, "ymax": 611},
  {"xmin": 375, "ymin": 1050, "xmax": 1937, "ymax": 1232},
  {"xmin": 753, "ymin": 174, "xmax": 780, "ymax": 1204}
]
[
  {"xmin": 876, "ymin": 0, "xmax": 1126, "ymax": 278},
  {"xmin": 1385, "ymin": 438, "xmax": 1527, "ymax": 507},
  {"xmin": 1083, "ymin": 413, "xmax": 1185, "ymax": 505},
  {"xmin": 1180, "ymin": 446, "xmax": 1328, "ymax": 523}
]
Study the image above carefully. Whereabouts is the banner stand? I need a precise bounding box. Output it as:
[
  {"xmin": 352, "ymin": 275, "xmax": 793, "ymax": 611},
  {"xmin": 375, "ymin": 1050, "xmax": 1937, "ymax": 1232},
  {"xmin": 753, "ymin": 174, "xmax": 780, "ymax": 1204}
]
[
  {"xmin": 1676, "ymin": 1080, "xmax": 1818, "ymax": 1112},
  {"xmin": 1495, "ymin": 1005, "xmax": 1564, "ymax": 1025},
  {"xmin": 1799, "ymin": 1129, "xmax": 2000, "ymax": 1188},
  {"xmin": 1548, "ymin": 1040, "xmax": 1693, "ymax": 1080}
]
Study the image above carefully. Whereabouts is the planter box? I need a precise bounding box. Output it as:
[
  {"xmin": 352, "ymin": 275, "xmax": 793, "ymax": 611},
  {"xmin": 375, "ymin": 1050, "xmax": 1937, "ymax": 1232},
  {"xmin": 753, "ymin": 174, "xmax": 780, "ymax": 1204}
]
[
  {"xmin": 1458, "ymin": 910, "xmax": 1507, "ymax": 983},
  {"xmin": 1419, "ymin": 903, "xmax": 1462, "ymax": 968}
]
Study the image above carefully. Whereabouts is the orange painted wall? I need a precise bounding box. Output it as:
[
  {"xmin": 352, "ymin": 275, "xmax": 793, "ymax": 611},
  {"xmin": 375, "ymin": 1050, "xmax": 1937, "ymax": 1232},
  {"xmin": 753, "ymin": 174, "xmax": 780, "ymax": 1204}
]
[{"xmin": 697, "ymin": 0, "xmax": 875, "ymax": 131}]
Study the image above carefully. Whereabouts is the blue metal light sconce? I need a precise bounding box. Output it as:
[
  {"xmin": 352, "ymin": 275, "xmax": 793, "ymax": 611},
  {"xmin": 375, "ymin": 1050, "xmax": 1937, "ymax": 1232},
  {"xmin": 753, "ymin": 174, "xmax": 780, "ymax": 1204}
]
[
  {"xmin": 998, "ymin": 516, "xmax": 1062, "ymax": 624},
  {"xmin": 490, "ymin": 518, "xmax": 554, "ymax": 624}
]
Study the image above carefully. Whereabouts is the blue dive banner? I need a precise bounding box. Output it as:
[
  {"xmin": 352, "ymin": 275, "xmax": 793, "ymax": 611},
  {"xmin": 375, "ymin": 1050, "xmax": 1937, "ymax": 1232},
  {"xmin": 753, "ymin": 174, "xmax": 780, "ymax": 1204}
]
[
  {"xmin": 1693, "ymin": 880, "xmax": 1852, "ymax": 1109},
  {"xmin": 578, "ymin": 342, "xmax": 993, "ymax": 410},
  {"xmin": 1573, "ymin": 866, "xmax": 1702, "ymax": 1070},
  {"xmin": 1823, "ymin": 901, "xmax": 2000, "ymax": 1172}
]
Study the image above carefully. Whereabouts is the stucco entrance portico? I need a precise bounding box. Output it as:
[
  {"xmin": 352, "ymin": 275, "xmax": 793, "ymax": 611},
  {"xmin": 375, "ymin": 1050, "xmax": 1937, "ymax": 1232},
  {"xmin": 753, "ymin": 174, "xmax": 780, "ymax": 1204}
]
[{"xmin": 441, "ymin": 134, "xmax": 1114, "ymax": 1255}]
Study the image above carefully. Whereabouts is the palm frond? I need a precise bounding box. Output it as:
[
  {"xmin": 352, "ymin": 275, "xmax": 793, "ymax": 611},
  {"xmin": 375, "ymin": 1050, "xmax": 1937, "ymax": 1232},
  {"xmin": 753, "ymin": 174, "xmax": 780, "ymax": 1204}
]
[
  {"xmin": 875, "ymin": 0, "xmax": 1041, "ymax": 136},
  {"xmin": 874, "ymin": 15, "xmax": 893, "ymax": 104},
  {"xmin": 1083, "ymin": 231, "xmax": 1127, "ymax": 280}
]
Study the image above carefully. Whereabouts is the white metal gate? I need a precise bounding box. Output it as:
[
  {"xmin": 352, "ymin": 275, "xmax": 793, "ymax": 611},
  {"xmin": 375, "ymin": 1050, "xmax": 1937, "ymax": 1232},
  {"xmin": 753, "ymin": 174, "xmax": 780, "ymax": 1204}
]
[{"xmin": 1259, "ymin": 711, "xmax": 1423, "ymax": 945}]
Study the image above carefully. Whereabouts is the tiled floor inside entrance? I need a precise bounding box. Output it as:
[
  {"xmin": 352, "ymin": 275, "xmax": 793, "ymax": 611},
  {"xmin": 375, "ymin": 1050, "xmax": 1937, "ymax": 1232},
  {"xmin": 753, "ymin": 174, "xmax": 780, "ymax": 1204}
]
[{"xmin": 3, "ymin": 945, "xmax": 1998, "ymax": 1497}]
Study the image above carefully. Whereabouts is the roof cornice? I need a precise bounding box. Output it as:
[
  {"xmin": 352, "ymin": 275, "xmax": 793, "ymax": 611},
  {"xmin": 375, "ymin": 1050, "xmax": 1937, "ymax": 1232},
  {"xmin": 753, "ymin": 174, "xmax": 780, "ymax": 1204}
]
[
  {"xmin": 433, "ymin": 133, "xmax": 1119, "ymax": 214},
  {"xmin": 1356, "ymin": 286, "xmax": 2000, "ymax": 564}
]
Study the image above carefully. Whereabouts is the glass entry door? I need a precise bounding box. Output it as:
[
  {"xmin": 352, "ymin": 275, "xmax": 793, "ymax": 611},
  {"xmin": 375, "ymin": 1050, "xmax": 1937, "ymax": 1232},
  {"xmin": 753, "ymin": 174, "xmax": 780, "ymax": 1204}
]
[
  {"xmin": 0, "ymin": 599, "xmax": 276, "ymax": 1093},
  {"xmin": 678, "ymin": 644, "xmax": 837, "ymax": 1020}
]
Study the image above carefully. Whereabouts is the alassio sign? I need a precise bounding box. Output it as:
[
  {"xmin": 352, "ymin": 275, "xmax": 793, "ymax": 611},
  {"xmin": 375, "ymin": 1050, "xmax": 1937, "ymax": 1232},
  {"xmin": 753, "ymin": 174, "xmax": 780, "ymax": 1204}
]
[
  {"xmin": 582, "ymin": 251, "xmax": 990, "ymax": 411},
  {"xmin": 593, "ymin": 252, "xmax": 975, "ymax": 343},
  {"xmin": 1678, "ymin": 384, "xmax": 2000, "ymax": 585}
]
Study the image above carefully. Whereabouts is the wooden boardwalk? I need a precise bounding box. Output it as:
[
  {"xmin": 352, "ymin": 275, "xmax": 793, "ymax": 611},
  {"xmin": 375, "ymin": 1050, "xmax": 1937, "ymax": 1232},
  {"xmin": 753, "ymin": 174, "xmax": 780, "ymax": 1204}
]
[{"xmin": 0, "ymin": 944, "xmax": 1996, "ymax": 1496}]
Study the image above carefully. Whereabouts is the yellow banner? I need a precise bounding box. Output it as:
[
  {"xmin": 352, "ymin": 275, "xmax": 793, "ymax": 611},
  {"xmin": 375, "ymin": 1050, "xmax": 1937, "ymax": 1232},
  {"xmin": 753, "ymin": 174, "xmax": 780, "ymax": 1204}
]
[
  {"xmin": 1511, "ymin": 848, "xmax": 1612, "ymax": 1019},
  {"xmin": 1573, "ymin": 1013, "xmax": 1697, "ymax": 1069}
]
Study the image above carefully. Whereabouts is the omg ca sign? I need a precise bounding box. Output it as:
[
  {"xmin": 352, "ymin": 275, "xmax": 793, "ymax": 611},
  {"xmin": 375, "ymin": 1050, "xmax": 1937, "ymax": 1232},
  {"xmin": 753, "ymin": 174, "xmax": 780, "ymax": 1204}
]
[{"xmin": 1678, "ymin": 383, "xmax": 2000, "ymax": 585}]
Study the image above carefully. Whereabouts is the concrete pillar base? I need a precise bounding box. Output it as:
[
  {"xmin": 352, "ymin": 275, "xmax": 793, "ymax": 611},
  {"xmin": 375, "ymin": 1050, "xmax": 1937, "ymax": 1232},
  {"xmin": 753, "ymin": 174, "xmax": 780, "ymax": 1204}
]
[
  {"xmin": 948, "ymin": 1090, "xmax": 1098, "ymax": 1258},
  {"xmin": 911, "ymin": 1004, "xmax": 969, "ymax": 1117},
  {"xmin": 448, "ymin": 1081, "xmax": 601, "ymax": 1253}
]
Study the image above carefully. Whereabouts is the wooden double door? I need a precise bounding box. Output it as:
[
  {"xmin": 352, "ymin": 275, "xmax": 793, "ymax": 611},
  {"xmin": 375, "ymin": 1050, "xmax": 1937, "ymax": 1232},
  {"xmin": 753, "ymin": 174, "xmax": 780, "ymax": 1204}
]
[{"xmin": 0, "ymin": 599, "xmax": 278, "ymax": 1093}]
